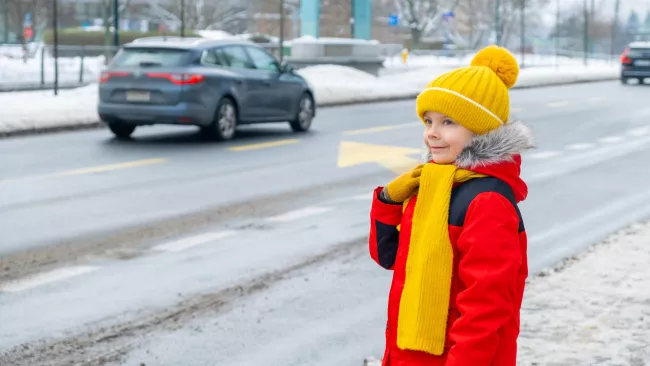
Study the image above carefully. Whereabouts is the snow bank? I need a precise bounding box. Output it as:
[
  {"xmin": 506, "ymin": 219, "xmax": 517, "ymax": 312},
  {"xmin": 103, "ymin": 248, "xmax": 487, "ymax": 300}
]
[
  {"xmin": 385, "ymin": 53, "xmax": 616, "ymax": 70},
  {"xmin": 302, "ymin": 64, "xmax": 619, "ymax": 107},
  {"xmin": 0, "ymin": 49, "xmax": 105, "ymax": 85},
  {"xmin": 0, "ymin": 63, "xmax": 619, "ymax": 136}
]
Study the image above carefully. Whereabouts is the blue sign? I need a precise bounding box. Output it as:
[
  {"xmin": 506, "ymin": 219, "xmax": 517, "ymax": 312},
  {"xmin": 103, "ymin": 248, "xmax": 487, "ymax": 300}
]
[
  {"xmin": 24, "ymin": 13, "xmax": 32, "ymax": 26},
  {"xmin": 388, "ymin": 14, "xmax": 399, "ymax": 27},
  {"xmin": 442, "ymin": 11, "xmax": 455, "ymax": 22}
]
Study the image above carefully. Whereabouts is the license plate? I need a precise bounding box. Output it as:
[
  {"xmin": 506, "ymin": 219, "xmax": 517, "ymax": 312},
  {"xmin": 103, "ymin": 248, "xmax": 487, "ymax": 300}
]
[
  {"xmin": 126, "ymin": 91, "xmax": 151, "ymax": 102},
  {"xmin": 635, "ymin": 60, "xmax": 650, "ymax": 66}
]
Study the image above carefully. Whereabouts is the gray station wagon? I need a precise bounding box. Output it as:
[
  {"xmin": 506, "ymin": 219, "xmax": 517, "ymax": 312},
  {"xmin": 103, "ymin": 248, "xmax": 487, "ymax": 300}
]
[{"xmin": 98, "ymin": 37, "xmax": 315, "ymax": 140}]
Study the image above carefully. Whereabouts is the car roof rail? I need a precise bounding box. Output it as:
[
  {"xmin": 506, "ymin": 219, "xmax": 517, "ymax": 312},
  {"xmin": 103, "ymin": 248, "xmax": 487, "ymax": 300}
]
[{"xmin": 132, "ymin": 36, "xmax": 205, "ymax": 44}]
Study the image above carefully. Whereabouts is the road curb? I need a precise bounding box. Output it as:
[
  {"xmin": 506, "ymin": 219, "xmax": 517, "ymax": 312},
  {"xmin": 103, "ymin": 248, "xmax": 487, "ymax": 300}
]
[{"xmin": 0, "ymin": 76, "xmax": 619, "ymax": 139}]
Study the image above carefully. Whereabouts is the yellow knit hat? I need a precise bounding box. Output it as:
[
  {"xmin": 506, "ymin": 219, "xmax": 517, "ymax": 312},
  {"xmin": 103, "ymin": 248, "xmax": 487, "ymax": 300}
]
[{"xmin": 416, "ymin": 45, "xmax": 519, "ymax": 135}]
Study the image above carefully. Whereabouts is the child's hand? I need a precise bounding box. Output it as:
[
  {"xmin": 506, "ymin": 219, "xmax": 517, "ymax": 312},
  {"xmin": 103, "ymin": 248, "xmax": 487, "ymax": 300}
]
[{"xmin": 382, "ymin": 164, "xmax": 425, "ymax": 203}]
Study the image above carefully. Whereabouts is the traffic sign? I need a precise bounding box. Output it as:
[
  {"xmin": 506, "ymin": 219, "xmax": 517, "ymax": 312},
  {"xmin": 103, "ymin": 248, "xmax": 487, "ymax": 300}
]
[{"xmin": 388, "ymin": 14, "xmax": 399, "ymax": 27}]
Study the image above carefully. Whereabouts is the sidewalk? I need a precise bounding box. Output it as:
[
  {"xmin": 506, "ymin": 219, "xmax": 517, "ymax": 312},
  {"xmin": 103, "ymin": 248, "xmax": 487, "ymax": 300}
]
[
  {"xmin": 518, "ymin": 219, "xmax": 650, "ymax": 365},
  {"xmin": 366, "ymin": 219, "xmax": 650, "ymax": 366},
  {"xmin": 0, "ymin": 64, "xmax": 618, "ymax": 137}
]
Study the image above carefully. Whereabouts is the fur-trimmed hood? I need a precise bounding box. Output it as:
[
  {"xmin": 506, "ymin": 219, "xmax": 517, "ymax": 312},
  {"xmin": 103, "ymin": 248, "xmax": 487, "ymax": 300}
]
[{"xmin": 425, "ymin": 120, "xmax": 534, "ymax": 169}]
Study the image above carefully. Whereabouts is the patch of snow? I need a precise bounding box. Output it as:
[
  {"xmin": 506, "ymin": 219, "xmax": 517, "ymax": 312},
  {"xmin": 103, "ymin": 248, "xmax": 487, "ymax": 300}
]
[
  {"xmin": 292, "ymin": 36, "xmax": 380, "ymax": 45},
  {"xmin": 0, "ymin": 48, "xmax": 106, "ymax": 85},
  {"xmin": 385, "ymin": 53, "xmax": 616, "ymax": 71},
  {"xmin": 196, "ymin": 30, "xmax": 235, "ymax": 40},
  {"xmin": 518, "ymin": 220, "xmax": 650, "ymax": 365}
]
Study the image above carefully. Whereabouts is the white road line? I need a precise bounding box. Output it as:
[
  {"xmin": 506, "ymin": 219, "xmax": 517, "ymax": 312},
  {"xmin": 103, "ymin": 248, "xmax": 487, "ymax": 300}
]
[
  {"xmin": 266, "ymin": 206, "xmax": 333, "ymax": 223},
  {"xmin": 547, "ymin": 101, "xmax": 569, "ymax": 108},
  {"xmin": 628, "ymin": 127, "xmax": 650, "ymax": 137},
  {"xmin": 351, "ymin": 193, "xmax": 374, "ymax": 201},
  {"xmin": 588, "ymin": 96, "xmax": 606, "ymax": 102},
  {"xmin": 0, "ymin": 266, "xmax": 99, "ymax": 293},
  {"xmin": 527, "ymin": 151, "xmax": 561, "ymax": 160},
  {"xmin": 565, "ymin": 142, "xmax": 595, "ymax": 151},
  {"xmin": 598, "ymin": 136, "xmax": 625, "ymax": 144},
  {"xmin": 152, "ymin": 231, "xmax": 236, "ymax": 253}
]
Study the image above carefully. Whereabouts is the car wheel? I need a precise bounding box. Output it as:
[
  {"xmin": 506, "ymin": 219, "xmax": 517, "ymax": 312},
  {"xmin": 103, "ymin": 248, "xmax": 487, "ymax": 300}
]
[
  {"xmin": 640, "ymin": 78, "xmax": 646, "ymax": 85},
  {"xmin": 289, "ymin": 93, "xmax": 314, "ymax": 133},
  {"xmin": 621, "ymin": 77, "xmax": 629, "ymax": 85},
  {"xmin": 108, "ymin": 122, "xmax": 136, "ymax": 139},
  {"xmin": 206, "ymin": 98, "xmax": 238, "ymax": 141}
]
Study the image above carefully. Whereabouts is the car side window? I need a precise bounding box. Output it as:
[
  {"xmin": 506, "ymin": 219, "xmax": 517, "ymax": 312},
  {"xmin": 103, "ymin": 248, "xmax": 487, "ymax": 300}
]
[
  {"xmin": 221, "ymin": 46, "xmax": 254, "ymax": 69},
  {"xmin": 246, "ymin": 47, "xmax": 280, "ymax": 73}
]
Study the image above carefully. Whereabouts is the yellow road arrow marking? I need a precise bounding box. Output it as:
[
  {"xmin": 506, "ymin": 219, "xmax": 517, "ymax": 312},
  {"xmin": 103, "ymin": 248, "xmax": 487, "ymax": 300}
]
[{"xmin": 338, "ymin": 141, "xmax": 422, "ymax": 175}]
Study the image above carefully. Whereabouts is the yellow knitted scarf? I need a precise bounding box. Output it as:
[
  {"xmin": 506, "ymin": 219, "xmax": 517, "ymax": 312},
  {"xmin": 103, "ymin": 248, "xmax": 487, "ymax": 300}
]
[{"xmin": 397, "ymin": 163, "xmax": 486, "ymax": 355}]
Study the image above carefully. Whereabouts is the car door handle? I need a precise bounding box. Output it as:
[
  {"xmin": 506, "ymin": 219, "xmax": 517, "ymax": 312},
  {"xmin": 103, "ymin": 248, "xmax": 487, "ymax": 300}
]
[
  {"xmin": 263, "ymin": 81, "xmax": 272, "ymax": 86},
  {"xmin": 234, "ymin": 80, "xmax": 243, "ymax": 85}
]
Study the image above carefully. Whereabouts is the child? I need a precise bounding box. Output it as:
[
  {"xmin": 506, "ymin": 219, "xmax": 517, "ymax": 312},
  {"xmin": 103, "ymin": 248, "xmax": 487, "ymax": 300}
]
[{"xmin": 368, "ymin": 45, "xmax": 534, "ymax": 366}]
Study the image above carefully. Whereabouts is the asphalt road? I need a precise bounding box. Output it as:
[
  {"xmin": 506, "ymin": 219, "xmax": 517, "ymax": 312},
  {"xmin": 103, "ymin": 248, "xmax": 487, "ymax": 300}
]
[{"xmin": 2, "ymin": 80, "xmax": 650, "ymax": 365}]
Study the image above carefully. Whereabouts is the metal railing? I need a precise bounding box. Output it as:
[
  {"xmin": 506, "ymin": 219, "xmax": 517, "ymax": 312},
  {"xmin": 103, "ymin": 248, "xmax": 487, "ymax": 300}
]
[{"xmin": 0, "ymin": 44, "xmax": 119, "ymax": 91}]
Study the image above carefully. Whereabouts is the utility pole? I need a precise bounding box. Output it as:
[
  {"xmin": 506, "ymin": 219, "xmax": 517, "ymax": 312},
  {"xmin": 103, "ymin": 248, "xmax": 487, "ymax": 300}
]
[
  {"xmin": 180, "ymin": 0, "xmax": 185, "ymax": 37},
  {"xmin": 53, "ymin": 0, "xmax": 59, "ymax": 96},
  {"xmin": 279, "ymin": 0, "xmax": 285, "ymax": 63},
  {"xmin": 611, "ymin": 0, "xmax": 621, "ymax": 55},
  {"xmin": 350, "ymin": 0, "xmax": 355, "ymax": 38},
  {"xmin": 3, "ymin": 0, "xmax": 8, "ymax": 42},
  {"xmin": 520, "ymin": 0, "xmax": 525, "ymax": 67},
  {"xmin": 113, "ymin": 0, "xmax": 119, "ymax": 46},
  {"xmin": 555, "ymin": 0, "xmax": 560, "ymax": 68},
  {"xmin": 495, "ymin": 0, "xmax": 501, "ymax": 45},
  {"xmin": 583, "ymin": 0, "xmax": 588, "ymax": 65}
]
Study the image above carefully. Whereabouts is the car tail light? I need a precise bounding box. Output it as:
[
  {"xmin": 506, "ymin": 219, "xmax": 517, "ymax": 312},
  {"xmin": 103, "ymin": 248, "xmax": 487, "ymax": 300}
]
[
  {"xmin": 146, "ymin": 72, "xmax": 205, "ymax": 85},
  {"xmin": 621, "ymin": 48, "xmax": 633, "ymax": 65},
  {"xmin": 100, "ymin": 71, "xmax": 130, "ymax": 83}
]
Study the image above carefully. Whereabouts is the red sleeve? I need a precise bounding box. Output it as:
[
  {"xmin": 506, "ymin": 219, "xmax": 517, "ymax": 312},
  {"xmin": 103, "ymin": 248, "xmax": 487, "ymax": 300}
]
[
  {"xmin": 369, "ymin": 186, "xmax": 403, "ymax": 270},
  {"xmin": 446, "ymin": 192, "xmax": 522, "ymax": 366}
]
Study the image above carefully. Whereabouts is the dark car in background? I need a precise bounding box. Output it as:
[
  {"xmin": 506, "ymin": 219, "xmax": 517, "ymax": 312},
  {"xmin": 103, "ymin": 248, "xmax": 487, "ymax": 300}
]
[
  {"xmin": 98, "ymin": 37, "xmax": 315, "ymax": 140},
  {"xmin": 621, "ymin": 41, "xmax": 650, "ymax": 85}
]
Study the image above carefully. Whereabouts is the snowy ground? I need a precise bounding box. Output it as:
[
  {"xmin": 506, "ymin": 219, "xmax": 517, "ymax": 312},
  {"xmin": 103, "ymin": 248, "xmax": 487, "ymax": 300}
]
[
  {"xmin": 367, "ymin": 219, "xmax": 650, "ymax": 366},
  {"xmin": 0, "ymin": 59, "xmax": 619, "ymax": 136},
  {"xmin": 0, "ymin": 47, "xmax": 105, "ymax": 86},
  {"xmin": 383, "ymin": 52, "xmax": 617, "ymax": 70}
]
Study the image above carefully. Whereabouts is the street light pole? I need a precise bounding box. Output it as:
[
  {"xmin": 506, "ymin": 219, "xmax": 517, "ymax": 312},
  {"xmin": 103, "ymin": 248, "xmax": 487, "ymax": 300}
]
[
  {"xmin": 611, "ymin": 0, "xmax": 621, "ymax": 56},
  {"xmin": 113, "ymin": 0, "xmax": 119, "ymax": 46},
  {"xmin": 495, "ymin": 0, "xmax": 501, "ymax": 46},
  {"xmin": 520, "ymin": 0, "xmax": 525, "ymax": 67},
  {"xmin": 279, "ymin": 0, "xmax": 285, "ymax": 63},
  {"xmin": 555, "ymin": 0, "xmax": 560, "ymax": 68},
  {"xmin": 180, "ymin": 0, "xmax": 185, "ymax": 37},
  {"xmin": 3, "ymin": 0, "xmax": 8, "ymax": 42},
  {"xmin": 583, "ymin": 0, "xmax": 588, "ymax": 65},
  {"xmin": 53, "ymin": 0, "xmax": 59, "ymax": 96}
]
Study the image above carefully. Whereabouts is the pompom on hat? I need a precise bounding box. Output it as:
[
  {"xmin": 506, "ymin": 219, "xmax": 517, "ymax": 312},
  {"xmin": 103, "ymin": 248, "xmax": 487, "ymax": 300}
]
[{"xmin": 416, "ymin": 45, "xmax": 520, "ymax": 135}]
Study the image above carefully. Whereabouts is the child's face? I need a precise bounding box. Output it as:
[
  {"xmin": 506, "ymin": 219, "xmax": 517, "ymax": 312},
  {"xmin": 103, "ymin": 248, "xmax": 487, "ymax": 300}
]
[{"xmin": 422, "ymin": 111, "xmax": 475, "ymax": 165}]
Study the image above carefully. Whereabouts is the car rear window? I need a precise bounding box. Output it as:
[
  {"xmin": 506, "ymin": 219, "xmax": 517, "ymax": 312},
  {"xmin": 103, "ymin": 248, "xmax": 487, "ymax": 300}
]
[
  {"xmin": 110, "ymin": 48, "xmax": 191, "ymax": 68},
  {"xmin": 629, "ymin": 47, "xmax": 650, "ymax": 57}
]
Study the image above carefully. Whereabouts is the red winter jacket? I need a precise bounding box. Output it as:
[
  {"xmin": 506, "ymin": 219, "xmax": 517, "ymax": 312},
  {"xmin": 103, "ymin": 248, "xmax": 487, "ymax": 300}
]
[{"xmin": 369, "ymin": 121, "xmax": 532, "ymax": 366}]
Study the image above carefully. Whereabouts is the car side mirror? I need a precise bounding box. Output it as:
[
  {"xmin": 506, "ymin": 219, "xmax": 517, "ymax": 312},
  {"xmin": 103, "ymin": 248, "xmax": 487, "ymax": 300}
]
[{"xmin": 280, "ymin": 61, "xmax": 294, "ymax": 73}]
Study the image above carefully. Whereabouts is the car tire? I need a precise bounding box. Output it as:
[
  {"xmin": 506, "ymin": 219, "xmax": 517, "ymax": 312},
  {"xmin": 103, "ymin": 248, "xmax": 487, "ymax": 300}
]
[
  {"xmin": 621, "ymin": 77, "xmax": 629, "ymax": 85},
  {"xmin": 205, "ymin": 98, "xmax": 238, "ymax": 141},
  {"xmin": 108, "ymin": 122, "xmax": 136, "ymax": 139},
  {"xmin": 289, "ymin": 93, "xmax": 314, "ymax": 133},
  {"xmin": 640, "ymin": 78, "xmax": 645, "ymax": 85}
]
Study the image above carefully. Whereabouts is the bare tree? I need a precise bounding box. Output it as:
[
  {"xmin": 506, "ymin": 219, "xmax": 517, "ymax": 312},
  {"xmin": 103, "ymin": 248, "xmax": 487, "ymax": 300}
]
[
  {"xmin": 380, "ymin": 0, "xmax": 462, "ymax": 48},
  {"xmin": 164, "ymin": 0, "xmax": 248, "ymax": 33}
]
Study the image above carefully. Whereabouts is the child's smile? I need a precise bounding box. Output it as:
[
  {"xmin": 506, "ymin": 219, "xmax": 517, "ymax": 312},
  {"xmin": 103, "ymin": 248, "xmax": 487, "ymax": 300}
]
[{"xmin": 422, "ymin": 111, "xmax": 475, "ymax": 164}]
